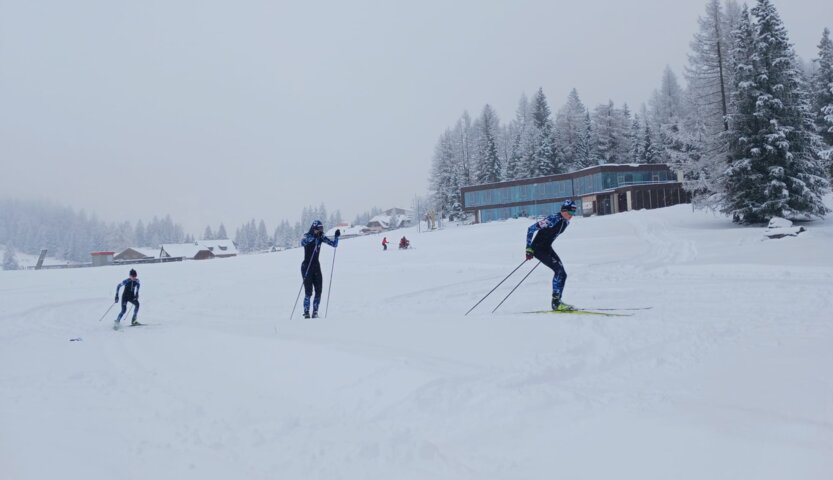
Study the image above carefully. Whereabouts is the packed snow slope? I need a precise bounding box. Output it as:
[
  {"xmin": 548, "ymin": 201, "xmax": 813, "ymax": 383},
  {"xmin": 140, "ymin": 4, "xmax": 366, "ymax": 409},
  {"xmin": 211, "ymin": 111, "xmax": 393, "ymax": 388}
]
[{"xmin": 1, "ymin": 203, "xmax": 832, "ymax": 480}]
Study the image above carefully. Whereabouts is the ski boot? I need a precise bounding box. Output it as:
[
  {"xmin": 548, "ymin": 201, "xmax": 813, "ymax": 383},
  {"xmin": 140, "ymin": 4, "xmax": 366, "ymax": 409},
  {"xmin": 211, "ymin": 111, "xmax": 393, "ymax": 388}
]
[
  {"xmin": 552, "ymin": 294, "xmax": 576, "ymax": 312},
  {"xmin": 113, "ymin": 319, "xmax": 121, "ymax": 330},
  {"xmin": 312, "ymin": 311, "xmax": 319, "ymax": 319},
  {"xmin": 131, "ymin": 318, "xmax": 141, "ymax": 326},
  {"xmin": 303, "ymin": 311, "xmax": 310, "ymax": 319}
]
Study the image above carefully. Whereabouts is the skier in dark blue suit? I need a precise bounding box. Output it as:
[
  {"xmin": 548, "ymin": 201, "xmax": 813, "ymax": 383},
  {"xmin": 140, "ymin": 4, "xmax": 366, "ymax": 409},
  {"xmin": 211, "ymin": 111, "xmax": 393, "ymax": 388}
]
[
  {"xmin": 525, "ymin": 200, "xmax": 577, "ymax": 311},
  {"xmin": 300, "ymin": 220, "xmax": 340, "ymax": 318},
  {"xmin": 114, "ymin": 268, "xmax": 141, "ymax": 328}
]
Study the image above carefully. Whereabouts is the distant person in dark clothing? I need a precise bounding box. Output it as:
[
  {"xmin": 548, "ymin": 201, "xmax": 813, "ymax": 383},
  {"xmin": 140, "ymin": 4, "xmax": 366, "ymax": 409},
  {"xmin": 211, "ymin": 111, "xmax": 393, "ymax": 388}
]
[
  {"xmin": 300, "ymin": 220, "xmax": 339, "ymax": 318},
  {"xmin": 114, "ymin": 268, "xmax": 141, "ymax": 329}
]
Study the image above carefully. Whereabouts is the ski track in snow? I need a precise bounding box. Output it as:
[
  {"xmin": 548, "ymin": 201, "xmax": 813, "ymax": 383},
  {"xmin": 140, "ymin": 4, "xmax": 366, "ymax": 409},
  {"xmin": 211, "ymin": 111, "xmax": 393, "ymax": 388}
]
[{"xmin": 2, "ymin": 201, "xmax": 833, "ymax": 479}]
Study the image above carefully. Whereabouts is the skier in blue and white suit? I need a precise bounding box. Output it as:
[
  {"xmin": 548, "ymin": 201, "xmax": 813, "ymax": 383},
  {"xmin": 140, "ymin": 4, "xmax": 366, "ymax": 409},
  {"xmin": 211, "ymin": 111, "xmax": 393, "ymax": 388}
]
[
  {"xmin": 300, "ymin": 220, "xmax": 340, "ymax": 318},
  {"xmin": 525, "ymin": 199, "xmax": 577, "ymax": 311},
  {"xmin": 114, "ymin": 268, "xmax": 141, "ymax": 328}
]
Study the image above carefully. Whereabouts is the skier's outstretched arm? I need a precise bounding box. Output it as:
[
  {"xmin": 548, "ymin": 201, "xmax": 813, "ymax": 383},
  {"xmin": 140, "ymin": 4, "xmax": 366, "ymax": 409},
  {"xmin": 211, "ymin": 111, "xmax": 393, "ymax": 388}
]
[{"xmin": 321, "ymin": 229, "xmax": 341, "ymax": 248}]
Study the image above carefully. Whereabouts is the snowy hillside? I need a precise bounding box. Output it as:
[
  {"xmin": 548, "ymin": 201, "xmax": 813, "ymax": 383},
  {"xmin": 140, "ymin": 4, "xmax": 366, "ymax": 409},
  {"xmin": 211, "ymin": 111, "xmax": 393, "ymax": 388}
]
[
  {"xmin": 0, "ymin": 245, "xmax": 77, "ymax": 269},
  {"xmin": 1, "ymin": 203, "xmax": 832, "ymax": 479}
]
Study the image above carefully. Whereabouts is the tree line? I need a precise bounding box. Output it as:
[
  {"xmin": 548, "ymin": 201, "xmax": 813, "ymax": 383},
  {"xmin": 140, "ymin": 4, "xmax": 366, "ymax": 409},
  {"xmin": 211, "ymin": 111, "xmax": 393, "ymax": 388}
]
[
  {"xmin": 232, "ymin": 205, "xmax": 363, "ymax": 253},
  {"xmin": 0, "ymin": 197, "xmax": 187, "ymax": 263},
  {"xmin": 0, "ymin": 195, "xmax": 386, "ymax": 266},
  {"xmin": 429, "ymin": 0, "xmax": 832, "ymax": 224}
]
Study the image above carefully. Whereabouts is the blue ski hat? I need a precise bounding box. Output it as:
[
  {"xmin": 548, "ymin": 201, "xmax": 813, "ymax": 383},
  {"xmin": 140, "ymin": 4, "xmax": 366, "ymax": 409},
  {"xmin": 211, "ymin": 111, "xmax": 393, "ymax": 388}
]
[
  {"xmin": 309, "ymin": 219, "xmax": 323, "ymax": 232},
  {"xmin": 561, "ymin": 199, "xmax": 577, "ymax": 214}
]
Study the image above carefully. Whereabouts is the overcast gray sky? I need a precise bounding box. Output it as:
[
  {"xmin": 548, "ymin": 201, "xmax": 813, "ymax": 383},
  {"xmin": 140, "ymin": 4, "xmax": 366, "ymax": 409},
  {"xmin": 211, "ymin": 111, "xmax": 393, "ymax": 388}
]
[{"xmin": 1, "ymin": 0, "xmax": 830, "ymax": 233}]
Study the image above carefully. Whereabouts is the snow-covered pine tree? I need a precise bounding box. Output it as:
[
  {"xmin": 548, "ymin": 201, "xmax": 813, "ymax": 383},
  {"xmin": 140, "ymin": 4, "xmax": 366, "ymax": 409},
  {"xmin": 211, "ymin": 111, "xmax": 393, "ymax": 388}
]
[
  {"xmin": 529, "ymin": 87, "xmax": 561, "ymax": 176},
  {"xmin": 506, "ymin": 94, "xmax": 534, "ymax": 179},
  {"xmin": 316, "ymin": 204, "xmax": 328, "ymax": 226},
  {"xmin": 555, "ymin": 88, "xmax": 588, "ymax": 171},
  {"xmin": 203, "ymin": 225, "xmax": 214, "ymax": 241},
  {"xmin": 650, "ymin": 66, "xmax": 686, "ymax": 133},
  {"xmin": 216, "ymin": 223, "xmax": 228, "ymax": 240},
  {"xmin": 453, "ymin": 112, "xmax": 475, "ymax": 187},
  {"xmin": 134, "ymin": 219, "xmax": 146, "ymax": 247},
  {"xmin": 642, "ymin": 122, "xmax": 659, "ymax": 164},
  {"xmin": 616, "ymin": 103, "xmax": 634, "ymax": 162},
  {"xmin": 328, "ymin": 210, "xmax": 343, "ymax": 227},
  {"xmin": 720, "ymin": 1, "xmax": 829, "ymax": 223},
  {"xmin": 3, "ymin": 243, "xmax": 19, "ymax": 270},
  {"xmin": 629, "ymin": 114, "xmax": 643, "ymax": 162},
  {"xmin": 648, "ymin": 67, "xmax": 687, "ymax": 166},
  {"xmin": 272, "ymin": 220, "xmax": 295, "ymax": 249},
  {"xmin": 110, "ymin": 221, "xmax": 134, "ymax": 251},
  {"xmin": 257, "ymin": 220, "xmax": 269, "ymax": 250},
  {"xmin": 721, "ymin": 5, "xmax": 771, "ymax": 221},
  {"xmin": 474, "ymin": 104, "xmax": 502, "ymax": 184},
  {"xmin": 429, "ymin": 129, "xmax": 463, "ymax": 218},
  {"xmin": 234, "ymin": 226, "xmax": 249, "ymax": 253},
  {"xmin": 575, "ymin": 112, "xmax": 596, "ymax": 169},
  {"xmin": 276, "ymin": 222, "xmax": 287, "ymax": 249},
  {"xmin": 810, "ymin": 28, "xmax": 833, "ymax": 171},
  {"xmin": 664, "ymin": 85, "xmax": 727, "ymax": 207},
  {"xmin": 592, "ymin": 101, "xmax": 627, "ymax": 164}
]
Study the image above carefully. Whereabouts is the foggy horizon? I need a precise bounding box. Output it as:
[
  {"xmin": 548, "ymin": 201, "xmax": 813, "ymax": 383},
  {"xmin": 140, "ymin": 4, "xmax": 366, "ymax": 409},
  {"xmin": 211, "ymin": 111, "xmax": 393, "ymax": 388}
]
[{"xmin": 2, "ymin": 0, "xmax": 831, "ymax": 235}]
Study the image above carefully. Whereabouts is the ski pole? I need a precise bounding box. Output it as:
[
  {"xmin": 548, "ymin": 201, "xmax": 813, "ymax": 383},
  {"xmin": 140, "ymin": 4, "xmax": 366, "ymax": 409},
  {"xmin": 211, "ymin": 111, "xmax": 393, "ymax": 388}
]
[
  {"xmin": 464, "ymin": 260, "xmax": 528, "ymax": 316},
  {"xmin": 491, "ymin": 261, "xmax": 541, "ymax": 313},
  {"xmin": 98, "ymin": 301, "xmax": 118, "ymax": 322},
  {"xmin": 289, "ymin": 243, "xmax": 320, "ymax": 320},
  {"xmin": 324, "ymin": 247, "xmax": 337, "ymax": 319}
]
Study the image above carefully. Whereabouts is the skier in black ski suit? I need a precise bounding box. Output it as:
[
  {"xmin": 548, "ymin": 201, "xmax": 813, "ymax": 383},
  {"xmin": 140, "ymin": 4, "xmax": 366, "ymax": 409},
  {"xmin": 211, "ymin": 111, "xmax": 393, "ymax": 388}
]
[
  {"xmin": 114, "ymin": 268, "xmax": 141, "ymax": 328},
  {"xmin": 300, "ymin": 220, "xmax": 340, "ymax": 318},
  {"xmin": 525, "ymin": 199, "xmax": 577, "ymax": 311}
]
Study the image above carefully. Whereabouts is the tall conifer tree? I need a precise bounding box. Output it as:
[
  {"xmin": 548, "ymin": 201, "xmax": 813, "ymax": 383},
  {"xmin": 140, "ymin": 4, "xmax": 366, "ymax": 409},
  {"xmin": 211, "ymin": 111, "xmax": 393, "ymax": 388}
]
[
  {"xmin": 474, "ymin": 104, "xmax": 502, "ymax": 184},
  {"xmin": 529, "ymin": 88, "xmax": 561, "ymax": 176},
  {"xmin": 811, "ymin": 28, "xmax": 833, "ymax": 170},
  {"xmin": 721, "ymin": 1, "xmax": 829, "ymax": 223}
]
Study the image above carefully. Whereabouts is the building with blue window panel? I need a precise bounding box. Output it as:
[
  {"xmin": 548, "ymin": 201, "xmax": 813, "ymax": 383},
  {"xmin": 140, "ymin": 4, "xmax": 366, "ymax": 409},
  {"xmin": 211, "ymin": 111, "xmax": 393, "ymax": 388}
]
[{"xmin": 461, "ymin": 164, "xmax": 690, "ymax": 223}]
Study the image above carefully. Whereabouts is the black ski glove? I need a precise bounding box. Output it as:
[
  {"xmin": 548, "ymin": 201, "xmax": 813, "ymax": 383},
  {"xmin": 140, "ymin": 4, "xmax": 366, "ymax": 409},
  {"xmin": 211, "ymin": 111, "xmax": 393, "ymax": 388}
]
[
  {"xmin": 114, "ymin": 295, "xmax": 119, "ymax": 303},
  {"xmin": 335, "ymin": 229, "xmax": 341, "ymax": 237}
]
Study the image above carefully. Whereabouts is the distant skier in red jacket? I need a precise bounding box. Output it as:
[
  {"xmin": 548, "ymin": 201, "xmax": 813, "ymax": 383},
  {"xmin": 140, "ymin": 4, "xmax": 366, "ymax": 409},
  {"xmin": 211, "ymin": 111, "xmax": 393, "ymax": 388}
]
[{"xmin": 382, "ymin": 237, "xmax": 389, "ymax": 251}]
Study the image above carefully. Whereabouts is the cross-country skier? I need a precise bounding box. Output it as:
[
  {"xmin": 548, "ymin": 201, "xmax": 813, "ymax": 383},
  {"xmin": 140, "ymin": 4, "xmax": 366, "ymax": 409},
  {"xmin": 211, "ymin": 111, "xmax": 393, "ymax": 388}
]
[
  {"xmin": 382, "ymin": 236, "xmax": 389, "ymax": 251},
  {"xmin": 114, "ymin": 268, "xmax": 141, "ymax": 329},
  {"xmin": 525, "ymin": 199, "xmax": 577, "ymax": 311},
  {"xmin": 300, "ymin": 220, "xmax": 340, "ymax": 318}
]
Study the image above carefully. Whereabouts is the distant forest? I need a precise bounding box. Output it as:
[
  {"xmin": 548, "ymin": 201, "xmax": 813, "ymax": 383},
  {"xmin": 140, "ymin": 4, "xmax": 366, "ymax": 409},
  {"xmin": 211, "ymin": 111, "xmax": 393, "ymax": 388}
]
[
  {"xmin": 429, "ymin": 0, "xmax": 833, "ymax": 224},
  {"xmin": 0, "ymin": 197, "xmax": 386, "ymax": 265},
  {"xmin": 0, "ymin": 198, "xmax": 188, "ymax": 262}
]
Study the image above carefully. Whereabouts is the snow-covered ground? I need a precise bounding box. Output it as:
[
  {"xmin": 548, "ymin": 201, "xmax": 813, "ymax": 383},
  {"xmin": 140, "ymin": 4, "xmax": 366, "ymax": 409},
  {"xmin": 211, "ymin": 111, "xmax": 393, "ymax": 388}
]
[
  {"xmin": 0, "ymin": 245, "xmax": 77, "ymax": 269},
  {"xmin": 1, "ymin": 202, "xmax": 832, "ymax": 479}
]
